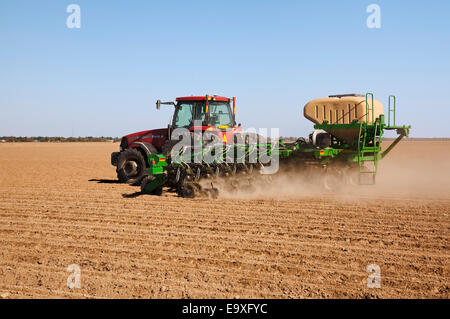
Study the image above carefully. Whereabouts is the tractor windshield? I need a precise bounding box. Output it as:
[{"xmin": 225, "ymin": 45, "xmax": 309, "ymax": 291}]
[
  {"xmin": 193, "ymin": 102, "xmax": 233, "ymax": 128},
  {"xmin": 173, "ymin": 101, "xmax": 234, "ymax": 129},
  {"xmin": 208, "ymin": 102, "xmax": 233, "ymax": 128}
]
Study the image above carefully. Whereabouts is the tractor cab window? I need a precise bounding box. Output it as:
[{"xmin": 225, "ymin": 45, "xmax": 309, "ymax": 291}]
[
  {"xmin": 193, "ymin": 103, "xmax": 206, "ymax": 122},
  {"xmin": 173, "ymin": 103, "xmax": 194, "ymax": 128},
  {"xmin": 208, "ymin": 102, "xmax": 233, "ymax": 128}
]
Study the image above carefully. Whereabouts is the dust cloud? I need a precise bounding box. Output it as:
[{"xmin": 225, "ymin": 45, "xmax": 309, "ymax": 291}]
[{"xmin": 215, "ymin": 141, "xmax": 450, "ymax": 201}]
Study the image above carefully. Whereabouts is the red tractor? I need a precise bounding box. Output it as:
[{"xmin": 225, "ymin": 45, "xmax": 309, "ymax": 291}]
[{"xmin": 111, "ymin": 94, "xmax": 242, "ymax": 184}]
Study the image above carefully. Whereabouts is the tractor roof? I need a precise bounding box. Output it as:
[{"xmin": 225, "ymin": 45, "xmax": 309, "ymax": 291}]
[{"xmin": 176, "ymin": 95, "xmax": 230, "ymax": 102}]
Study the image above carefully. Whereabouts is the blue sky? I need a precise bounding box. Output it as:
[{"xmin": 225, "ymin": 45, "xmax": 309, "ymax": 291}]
[{"xmin": 0, "ymin": 0, "xmax": 449, "ymax": 137}]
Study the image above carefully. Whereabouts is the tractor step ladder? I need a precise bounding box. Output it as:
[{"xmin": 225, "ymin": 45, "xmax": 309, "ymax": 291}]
[
  {"xmin": 387, "ymin": 95, "xmax": 396, "ymax": 127},
  {"xmin": 357, "ymin": 93, "xmax": 381, "ymax": 185}
]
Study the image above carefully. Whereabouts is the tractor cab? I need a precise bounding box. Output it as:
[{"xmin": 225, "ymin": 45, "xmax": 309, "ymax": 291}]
[
  {"xmin": 173, "ymin": 97, "xmax": 234, "ymax": 129},
  {"xmin": 157, "ymin": 95, "xmax": 241, "ymax": 142}
]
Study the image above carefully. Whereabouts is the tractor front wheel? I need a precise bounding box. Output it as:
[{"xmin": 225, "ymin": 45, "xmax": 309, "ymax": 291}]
[{"xmin": 116, "ymin": 148, "xmax": 147, "ymax": 185}]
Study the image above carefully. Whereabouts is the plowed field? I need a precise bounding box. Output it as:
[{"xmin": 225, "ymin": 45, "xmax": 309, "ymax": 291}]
[{"xmin": 0, "ymin": 141, "xmax": 448, "ymax": 298}]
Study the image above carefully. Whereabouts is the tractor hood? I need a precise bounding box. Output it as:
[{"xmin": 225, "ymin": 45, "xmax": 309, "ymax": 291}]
[
  {"xmin": 120, "ymin": 128, "xmax": 169, "ymax": 151},
  {"xmin": 123, "ymin": 128, "xmax": 169, "ymax": 141}
]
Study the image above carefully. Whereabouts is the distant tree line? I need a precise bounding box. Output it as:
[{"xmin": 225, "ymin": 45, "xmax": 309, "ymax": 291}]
[{"xmin": 0, "ymin": 136, "xmax": 120, "ymax": 142}]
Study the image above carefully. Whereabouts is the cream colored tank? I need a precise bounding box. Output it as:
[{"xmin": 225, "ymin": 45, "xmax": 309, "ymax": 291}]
[{"xmin": 303, "ymin": 95, "xmax": 384, "ymax": 143}]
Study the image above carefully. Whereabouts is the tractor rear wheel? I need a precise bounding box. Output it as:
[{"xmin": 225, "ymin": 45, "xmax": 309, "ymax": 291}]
[{"xmin": 116, "ymin": 148, "xmax": 147, "ymax": 185}]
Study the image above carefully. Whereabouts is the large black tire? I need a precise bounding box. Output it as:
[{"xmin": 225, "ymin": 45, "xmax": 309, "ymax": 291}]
[
  {"xmin": 116, "ymin": 148, "xmax": 147, "ymax": 185},
  {"xmin": 322, "ymin": 167, "xmax": 345, "ymax": 191}
]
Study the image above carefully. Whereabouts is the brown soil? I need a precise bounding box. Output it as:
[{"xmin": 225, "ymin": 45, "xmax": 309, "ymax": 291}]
[{"xmin": 0, "ymin": 141, "xmax": 448, "ymax": 298}]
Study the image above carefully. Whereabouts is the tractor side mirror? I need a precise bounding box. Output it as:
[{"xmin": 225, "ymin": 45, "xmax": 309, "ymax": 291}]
[{"xmin": 156, "ymin": 100, "xmax": 176, "ymax": 110}]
